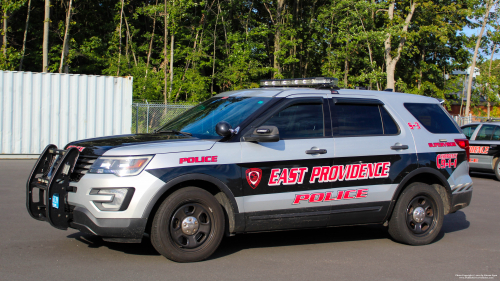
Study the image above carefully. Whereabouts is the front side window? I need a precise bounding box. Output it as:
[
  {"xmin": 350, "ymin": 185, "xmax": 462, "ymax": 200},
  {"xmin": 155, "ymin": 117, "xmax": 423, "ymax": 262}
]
[
  {"xmin": 475, "ymin": 125, "xmax": 496, "ymax": 141},
  {"xmin": 331, "ymin": 104, "xmax": 399, "ymax": 136},
  {"xmin": 159, "ymin": 97, "xmax": 271, "ymax": 139},
  {"xmin": 461, "ymin": 125, "xmax": 478, "ymax": 140},
  {"xmin": 262, "ymin": 103, "xmax": 324, "ymax": 139},
  {"xmin": 404, "ymin": 103, "xmax": 459, "ymax": 134}
]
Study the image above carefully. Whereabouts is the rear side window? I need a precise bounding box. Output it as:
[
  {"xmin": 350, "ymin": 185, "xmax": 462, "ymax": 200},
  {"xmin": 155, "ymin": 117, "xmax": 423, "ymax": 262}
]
[
  {"xmin": 404, "ymin": 103, "xmax": 459, "ymax": 134},
  {"xmin": 475, "ymin": 125, "xmax": 496, "ymax": 140},
  {"xmin": 331, "ymin": 104, "xmax": 399, "ymax": 136},
  {"xmin": 461, "ymin": 125, "xmax": 478, "ymax": 140},
  {"xmin": 493, "ymin": 127, "xmax": 500, "ymax": 140}
]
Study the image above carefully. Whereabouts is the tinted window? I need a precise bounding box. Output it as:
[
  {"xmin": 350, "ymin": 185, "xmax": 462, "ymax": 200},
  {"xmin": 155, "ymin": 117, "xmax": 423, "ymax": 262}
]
[
  {"xmin": 263, "ymin": 104, "xmax": 324, "ymax": 139},
  {"xmin": 493, "ymin": 127, "xmax": 500, "ymax": 141},
  {"xmin": 404, "ymin": 103, "xmax": 459, "ymax": 134},
  {"xmin": 332, "ymin": 104, "xmax": 383, "ymax": 136},
  {"xmin": 461, "ymin": 125, "xmax": 478, "ymax": 140},
  {"xmin": 381, "ymin": 107, "xmax": 399, "ymax": 134},
  {"xmin": 476, "ymin": 125, "xmax": 496, "ymax": 140}
]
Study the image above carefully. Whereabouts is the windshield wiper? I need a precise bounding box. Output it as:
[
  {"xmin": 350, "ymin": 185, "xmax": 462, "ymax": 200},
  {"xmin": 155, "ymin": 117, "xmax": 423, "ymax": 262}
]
[{"xmin": 154, "ymin": 130, "xmax": 192, "ymax": 136}]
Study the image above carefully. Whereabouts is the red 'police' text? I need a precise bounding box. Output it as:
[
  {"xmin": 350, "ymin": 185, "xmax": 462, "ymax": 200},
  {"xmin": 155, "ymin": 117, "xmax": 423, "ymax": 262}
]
[
  {"xmin": 293, "ymin": 189, "xmax": 368, "ymax": 204},
  {"xmin": 179, "ymin": 156, "xmax": 218, "ymax": 164}
]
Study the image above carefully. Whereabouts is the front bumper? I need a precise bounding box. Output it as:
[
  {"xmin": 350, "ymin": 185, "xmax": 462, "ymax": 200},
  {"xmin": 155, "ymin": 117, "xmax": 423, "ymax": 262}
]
[
  {"xmin": 26, "ymin": 144, "xmax": 166, "ymax": 241},
  {"xmin": 70, "ymin": 207, "xmax": 147, "ymax": 242}
]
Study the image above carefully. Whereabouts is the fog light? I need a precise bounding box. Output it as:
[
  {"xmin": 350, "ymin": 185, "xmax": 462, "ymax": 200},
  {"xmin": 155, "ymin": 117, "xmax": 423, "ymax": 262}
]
[{"xmin": 90, "ymin": 188, "xmax": 135, "ymax": 211}]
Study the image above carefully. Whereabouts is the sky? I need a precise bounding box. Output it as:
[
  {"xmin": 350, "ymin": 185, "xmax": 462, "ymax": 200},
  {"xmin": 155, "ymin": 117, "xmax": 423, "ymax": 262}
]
[{"xmin": 461, "ymin": 10, "xmax": 499, "ymax": 61}]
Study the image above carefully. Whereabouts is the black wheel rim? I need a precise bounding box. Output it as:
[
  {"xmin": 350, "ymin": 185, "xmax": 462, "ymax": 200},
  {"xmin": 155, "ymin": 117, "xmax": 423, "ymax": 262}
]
[
  {"xmin": 170, "ymin": 203, "xmax": 212, "ymax": 249},
  {"xmin": 405, "ymin": 195, "xmax": 437, "ymax": 236}
]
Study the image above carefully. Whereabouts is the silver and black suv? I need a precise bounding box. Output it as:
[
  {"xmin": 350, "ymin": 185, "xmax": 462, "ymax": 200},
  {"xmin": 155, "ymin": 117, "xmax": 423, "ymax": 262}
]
[
  {"xmin": 27, "ymin": 77, "xmax": 473, "ymax": 262},
  {"xmin": 461, "ymin": 121, "xmax": 500, "ymax": 180}
]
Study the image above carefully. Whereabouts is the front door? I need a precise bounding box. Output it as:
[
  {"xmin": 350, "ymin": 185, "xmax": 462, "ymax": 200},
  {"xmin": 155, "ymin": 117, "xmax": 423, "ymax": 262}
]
[
  {"xmin": 328, "ymin": 97, "xmax": 417, "ymax": 226},
  {"xmin": 239, "ymin": 96, "xmax": 335, "ymax": 232}
]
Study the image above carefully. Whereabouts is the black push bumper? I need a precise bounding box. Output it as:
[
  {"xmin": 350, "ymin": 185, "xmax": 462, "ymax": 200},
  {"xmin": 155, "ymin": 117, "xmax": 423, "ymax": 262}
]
[
  {"xmin": 450, "ymin": 190, "xmax": 473, "ymax": 213},
  {"xmin": 27, "ymin": 144, "xmax": 146, "ymax": 242},
  {"xmin": 26, "ymin": 144, "xmax": 80, "ymax": 230}
]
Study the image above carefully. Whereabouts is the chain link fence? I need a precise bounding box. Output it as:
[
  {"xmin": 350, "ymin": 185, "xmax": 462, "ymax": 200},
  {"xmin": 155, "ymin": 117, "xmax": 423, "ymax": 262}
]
[
  {"xmin": 453, "ymin": 115, "xmax": 500, "ymax": 126},
  {"xmin": 131, "ymin": 103, "xmax": 499, "ymax": 134},
  {"xmin": 132, "ymin": 102, "xmax": 195, "ymax": 134}
]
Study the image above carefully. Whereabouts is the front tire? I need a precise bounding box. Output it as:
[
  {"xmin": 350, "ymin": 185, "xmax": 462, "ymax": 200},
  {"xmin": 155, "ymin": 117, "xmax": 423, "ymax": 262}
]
[
  {"xmin": 388, "ymin": 182, "xmax": 444, "ymax": 245},
  {"xmin": 494, "ymin": 158, "xmax": 500, "ymax": 181},
  {"xmin": 151, "ymin": 187, "xmax": 225, "ymax": 262}
]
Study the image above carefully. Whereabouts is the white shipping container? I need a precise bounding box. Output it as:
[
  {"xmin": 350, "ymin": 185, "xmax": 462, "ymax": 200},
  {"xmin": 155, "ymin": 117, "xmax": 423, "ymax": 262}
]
[{"xmin": 0, "ymin": 71, "xmax": 133, "ymax": 157}]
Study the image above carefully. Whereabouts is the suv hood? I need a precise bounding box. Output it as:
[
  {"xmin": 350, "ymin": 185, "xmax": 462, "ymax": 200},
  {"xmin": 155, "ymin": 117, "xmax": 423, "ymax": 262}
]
[{"xmin": 65, "ymin": 134, "xmax": 217, "ymax": 157}]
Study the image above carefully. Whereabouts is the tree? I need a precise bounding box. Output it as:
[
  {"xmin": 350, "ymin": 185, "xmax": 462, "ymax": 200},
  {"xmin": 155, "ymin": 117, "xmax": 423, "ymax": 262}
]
[
  {"xmin": 0, "ymin": 0, "xmax": 490, "ymax": 107},
  {"xmin": 465, "ymin": 0, "xmax": 499, "ymax": 116},
  {"xmin": 42, "ymin": 0, "xmax": 49, "ymax": 72},
  {"xmin": 59, "ymin": 0, "xmax": 73, "ymax": 73},
  {"xmin": 19, "ymin": 0, "xmax": 31, "ymax": 71},
  {"xmin": 383, "ymin": 0, "xmax": 417, "ymax": 90}
]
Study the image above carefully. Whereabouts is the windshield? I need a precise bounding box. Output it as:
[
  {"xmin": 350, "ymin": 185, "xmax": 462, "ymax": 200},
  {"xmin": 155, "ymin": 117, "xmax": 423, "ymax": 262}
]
[{"xmin": 158, "ymin": 97, "xmax": 272, "ymax": 139}]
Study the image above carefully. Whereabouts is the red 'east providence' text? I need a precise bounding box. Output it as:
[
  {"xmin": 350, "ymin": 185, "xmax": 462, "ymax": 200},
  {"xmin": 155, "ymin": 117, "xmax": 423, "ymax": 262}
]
[
  {"xmin": 309, "ymin": 162, "xmax": 390, "ymax": 183},
  {"xmin": 268, "ymin": 162, "xmax": 390, "ymax": 186}
]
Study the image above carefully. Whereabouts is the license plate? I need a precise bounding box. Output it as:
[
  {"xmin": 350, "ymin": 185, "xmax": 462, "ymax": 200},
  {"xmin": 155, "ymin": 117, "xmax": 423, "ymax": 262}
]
[{"xmin": 52, "ymin": 194, "xmax": 59, "ymax": 209}]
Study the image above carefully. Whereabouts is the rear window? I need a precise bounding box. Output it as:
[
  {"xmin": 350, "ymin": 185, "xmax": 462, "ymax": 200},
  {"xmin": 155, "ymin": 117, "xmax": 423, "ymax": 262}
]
[{"xmin": 404, "ymin": 103, "xmax": 459, "ymax": 134}]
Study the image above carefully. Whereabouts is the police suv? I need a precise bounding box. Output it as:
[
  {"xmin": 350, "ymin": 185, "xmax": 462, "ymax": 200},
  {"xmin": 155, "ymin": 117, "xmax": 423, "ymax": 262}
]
[
  {"xmin": 27, "ymin": 77, "xmax": 473, "ymax": 262},
  {"xmin": 461, "ymin": 121, "xmax": 500, "ymax": 180}
]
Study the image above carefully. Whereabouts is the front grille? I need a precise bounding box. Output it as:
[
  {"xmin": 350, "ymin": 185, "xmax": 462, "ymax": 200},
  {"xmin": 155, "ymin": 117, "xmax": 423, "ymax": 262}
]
[{"xmin": 70, "ymin": 155, "xmax": 98, "ymax": 182}]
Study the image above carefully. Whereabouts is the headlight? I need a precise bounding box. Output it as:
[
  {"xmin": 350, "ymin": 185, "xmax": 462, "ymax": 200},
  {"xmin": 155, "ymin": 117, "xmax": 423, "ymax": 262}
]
[{"xmin": 89, "ymin": 156, "xmax": 153, "ymax": 176}]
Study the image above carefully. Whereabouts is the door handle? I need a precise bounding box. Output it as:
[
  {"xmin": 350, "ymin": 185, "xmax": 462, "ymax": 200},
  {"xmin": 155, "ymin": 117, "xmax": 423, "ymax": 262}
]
[
  {"xmin": 306, "ymin": 148, "xmax": 327, "ymax": 154},
  {"xmin": 391, "ymin": 143, "xmax": 409, "ymax": 150}
]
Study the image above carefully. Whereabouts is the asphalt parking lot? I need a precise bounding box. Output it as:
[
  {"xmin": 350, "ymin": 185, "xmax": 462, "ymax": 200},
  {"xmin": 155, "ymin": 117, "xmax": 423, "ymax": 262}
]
[{"xmin": 1, "ymin": 160, "xmax": 499, "ymax": 281}]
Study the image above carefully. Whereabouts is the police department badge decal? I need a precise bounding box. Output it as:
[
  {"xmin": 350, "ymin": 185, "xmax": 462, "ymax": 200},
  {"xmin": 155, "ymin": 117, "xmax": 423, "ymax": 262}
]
[{"xmin": 245, "ymin": 168, "xmax": 262, "ymax": 189}]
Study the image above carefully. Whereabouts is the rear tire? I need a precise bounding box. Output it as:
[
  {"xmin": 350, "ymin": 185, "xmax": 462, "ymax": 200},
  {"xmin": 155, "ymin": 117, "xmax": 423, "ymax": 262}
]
[
  {"xmin": 494, "ymin": 159, "xmax": 500, "ymax": 181},
  {"xmin": 151, "ymin": 187, "xmax": 224, "ymax": 262},
  {"xmin": 388, "ymin": 182, "xmax": 444, "ymax": 245}
]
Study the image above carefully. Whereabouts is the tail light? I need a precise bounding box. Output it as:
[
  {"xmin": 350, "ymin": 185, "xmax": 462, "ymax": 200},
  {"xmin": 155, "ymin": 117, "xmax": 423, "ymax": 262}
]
[{"xmin": 455, "ymin": 139, "xmax": 470, "ymax": 162}]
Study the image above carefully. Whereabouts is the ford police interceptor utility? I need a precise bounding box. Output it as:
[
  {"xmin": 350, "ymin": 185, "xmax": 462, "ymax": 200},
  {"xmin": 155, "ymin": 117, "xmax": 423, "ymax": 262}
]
[
  {"xmin": 26, "ymin": 77, "xmax": 473, "ymax": 262},
  {"xmin": 461, "ymin": 121, "xmax": 500, "ymax": 180}
]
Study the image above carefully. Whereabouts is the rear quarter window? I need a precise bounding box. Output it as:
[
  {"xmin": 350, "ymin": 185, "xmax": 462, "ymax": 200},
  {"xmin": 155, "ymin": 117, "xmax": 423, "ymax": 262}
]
[{"xmin": 404, "ymin": 103, "xmax": 459, "ymax": 134}]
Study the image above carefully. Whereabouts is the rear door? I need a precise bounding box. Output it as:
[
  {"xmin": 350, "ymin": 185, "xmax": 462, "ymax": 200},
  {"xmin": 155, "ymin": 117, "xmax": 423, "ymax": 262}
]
[{"xmin": 328, "ymin": 97, "xmax": 417, "ymax": 226}]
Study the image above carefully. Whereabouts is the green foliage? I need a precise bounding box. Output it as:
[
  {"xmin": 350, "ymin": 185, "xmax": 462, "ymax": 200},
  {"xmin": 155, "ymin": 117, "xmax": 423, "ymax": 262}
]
[{"xmin": 0, "ymin": 0, "xmax": 498, "ymax": 107}]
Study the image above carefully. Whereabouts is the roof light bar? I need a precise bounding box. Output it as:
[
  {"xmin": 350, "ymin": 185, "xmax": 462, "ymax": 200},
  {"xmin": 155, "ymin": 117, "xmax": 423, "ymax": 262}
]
[{"xmin": 260, "ymin": 77, "xmax": 339, "ymax": 88}]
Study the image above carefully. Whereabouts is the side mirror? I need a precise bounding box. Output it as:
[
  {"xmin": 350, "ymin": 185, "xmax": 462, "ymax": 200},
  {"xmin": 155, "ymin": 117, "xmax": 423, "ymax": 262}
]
[
  {"xmin": 243, "ymin": 126, "xmax": 280, "ymax": 142},
  {"xmin": 215, "ymin": 121, "xmax": 233, "ymax": 137}
]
